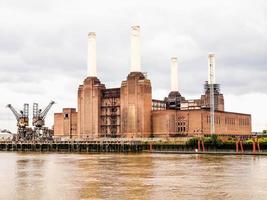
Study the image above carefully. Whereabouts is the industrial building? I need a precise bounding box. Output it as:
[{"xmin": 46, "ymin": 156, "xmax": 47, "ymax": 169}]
[{"xmin": 54, "ymin": 26, "xmax": 251, "ymax": 139}]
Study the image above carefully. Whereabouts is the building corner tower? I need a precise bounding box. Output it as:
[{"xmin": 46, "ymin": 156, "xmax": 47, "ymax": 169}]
[
  {"xmin": 120, "ymin": 26, "xmax": 152, "ymax": 138},
  {"xmin": 77, "ymin": 32, "xmax": 105, "ymax": 138}
]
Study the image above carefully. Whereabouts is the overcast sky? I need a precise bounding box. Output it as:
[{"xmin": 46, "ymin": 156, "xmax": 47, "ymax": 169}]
[{"xmin": 0, "ymin": 0, "xmax": 266, "ymax": 132}]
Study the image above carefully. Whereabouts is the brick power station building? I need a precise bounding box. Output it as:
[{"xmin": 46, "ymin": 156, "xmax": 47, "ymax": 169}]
[{"xmin": 54, "ymin": 26, "xmax": 251, "ymax": 139}]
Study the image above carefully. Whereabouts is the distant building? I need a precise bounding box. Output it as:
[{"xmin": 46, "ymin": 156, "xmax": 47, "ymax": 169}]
[
  {"xmin": 54, "ymin": 26, "xmax": 251, "ymax": 139},
  {"xmin": 0, "ymin": 130, "xmax": 14, "ymax": 141},
  {"xmin": 54, "ymin": 108, "xmax": 77, "ymax": 138}
]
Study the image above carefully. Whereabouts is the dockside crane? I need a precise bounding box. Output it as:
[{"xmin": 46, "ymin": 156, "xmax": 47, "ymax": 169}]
[
  {"xmin": 6, "ymin": 104, "xmax": 29, "ymax": 140},
  {"xmin": 32, "ymin": 101, "xmax": 55, "ymax": 139}
]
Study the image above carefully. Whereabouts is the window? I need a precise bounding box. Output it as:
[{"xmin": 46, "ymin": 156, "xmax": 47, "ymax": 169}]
[
  {"xmin": 177, "ymin": 121, "xmax": 187, "ymax": 133},
  {"xmin": 64, "ymin": 113, "xmax": 69, "ymax": 119}
]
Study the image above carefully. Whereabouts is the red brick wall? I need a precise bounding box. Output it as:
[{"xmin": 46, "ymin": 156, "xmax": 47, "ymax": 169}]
[
  {"xmin": 152, "ymin": 109, "xmax": 251, "ymax": 137},
  {"xmin": 54, "ymin": 113, "xmax": 63, "ymax": 137},
  {"xmin": 54, "ymin": 108, "xmax": 78, "ymax": 138},
  {"xmin": 120, "ymin": 72, "xmax": 152, "ymax": 138},
  {"xmin": 77, "ymin": 77, "xmax": 105, "ymax": 138}
]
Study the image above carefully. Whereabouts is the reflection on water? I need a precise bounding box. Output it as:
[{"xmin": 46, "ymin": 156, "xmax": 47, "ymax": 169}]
[{"xmin": 0, "ymin": 152, "xmax": 267, "ymax": 200}]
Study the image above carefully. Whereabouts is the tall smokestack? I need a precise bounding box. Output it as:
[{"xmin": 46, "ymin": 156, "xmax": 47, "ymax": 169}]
[
  {"xmin": 130, "ymin": 26, "xmax": 141, "ymax": 72},
  {"xmin": 87, "ymin": 32, "xmax": 97, "ymax": 77},
  {"xmin": 208, "ymin": 53, "xmax": 216, "ymax": 84},
  {"xmin": 171, "ymin": 57, "xmax": 178, "ymax": 91}
]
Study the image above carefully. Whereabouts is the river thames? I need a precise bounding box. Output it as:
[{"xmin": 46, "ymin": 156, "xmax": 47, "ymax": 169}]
[{"xmin": 0, "ymin": 152, "xmax": 266, "ymax": 200}]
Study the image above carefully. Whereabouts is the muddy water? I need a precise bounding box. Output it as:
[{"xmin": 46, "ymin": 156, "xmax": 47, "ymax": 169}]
[{"xmin": 0, "ymin": 152, "xmax": 266, "ymax": 200}]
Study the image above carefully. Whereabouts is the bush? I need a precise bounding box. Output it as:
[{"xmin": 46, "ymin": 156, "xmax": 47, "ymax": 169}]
[
  {"xmin": 243, "ymin": 139, "xmax": 253, "ymax": 144},
  {"xmin": 259, "ymin": 137, "xmax": 267, "ymax": 144},
  {"xmin": 204, "ymin": 135, "xmax": 223, "ymax": 147},
  {"xmin": 186, "ymin": 137, "xmax": 198, "ymax": 146},
  {"xmin": 186, "ymin": 135, "xmax": 223, "ymax": 147}
]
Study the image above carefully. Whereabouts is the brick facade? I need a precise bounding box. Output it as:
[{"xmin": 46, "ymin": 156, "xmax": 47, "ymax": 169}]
[
  {"xmin": 152, "ymin": 109, "xmax": 251, "ymax": 137},
  {"xmin": 77, "ymin": 77, "xmax": 105, "ymax": 138},
  {"xmin": 120, "ymin": 72, "xmax": 152, "ymax": 138},
  {"xmin": 54, "ymin": 73, "xmax": 251, "ymax": 139},
  {"xmin": 54, "ymin": 108, "xmax": 77, "ymax": 138}
]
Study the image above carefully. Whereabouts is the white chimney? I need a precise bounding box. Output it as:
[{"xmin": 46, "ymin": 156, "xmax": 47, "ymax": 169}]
[
  {"xmin": 171, "ymin": 57, "xmax": 178, "ymax": 91},
  {"xmin": 208, "ymin": 53, "xmax": 216, "ymax": 84},
  {"xmin": 130, "ymin": 26, "xmax": 141, "ymax": 72},
  {"xmin": 87, "ymin": 32, "xmax": 97, "ymax": 77}
]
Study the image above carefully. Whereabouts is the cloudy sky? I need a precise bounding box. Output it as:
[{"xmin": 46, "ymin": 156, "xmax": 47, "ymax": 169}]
[{"xmin": 0, "ymin": 0, "xmax": 266, "ymax": 132}]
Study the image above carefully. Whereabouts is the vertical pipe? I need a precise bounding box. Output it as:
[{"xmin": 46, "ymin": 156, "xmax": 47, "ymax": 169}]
[
  {"xmin": 149, "ymin": 142, "xmax": 153, "ymax": 152},
  {"xmin": 208, "ymin": 53, "xmax": 215, "ymax": 135},
  {"xmin": 257, "ymin": 138, "xmax": 260, "ymax": 152},
  {"xmin": 236, "ymin": 139, "xmax": 239, "ymax": 153},
  {"xmin": 208, "ymin": 53, "xmax": 216, "ymax": 84},
  {"xmin": 240, "ymin": 140, "xmax": 244, "ymax": 153},
  {"xmin": 201, "ymin": 140, "xmax": 205, "ymax": 152},
  {"xmin": 252, "ymin": 138, "xmax": 256, "ymax": 153},
  {"xmin": 171, "ymin": 57, "xmax": 178, "ymax": 91},
  {"xmin": 87, "ymin": 32, "xmax": 97, "ymax": 77},
  {"xmin": 130, "ymin": 26, "xmax": 141, "ymax": 72},
  {"xmin": 198, "ymin": 139, "xmax": 201, "ymax": 151}
]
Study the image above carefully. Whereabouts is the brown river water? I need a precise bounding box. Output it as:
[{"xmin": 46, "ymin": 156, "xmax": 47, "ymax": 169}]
[{"xmin": 0, "ymin": 152, "xmax": 266, "ymax": 200}]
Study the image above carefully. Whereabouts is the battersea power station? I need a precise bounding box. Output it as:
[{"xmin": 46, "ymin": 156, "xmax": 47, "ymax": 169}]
[{"xmin": 54, "ymin": 26, "xmax": 251, "ymax": 139}]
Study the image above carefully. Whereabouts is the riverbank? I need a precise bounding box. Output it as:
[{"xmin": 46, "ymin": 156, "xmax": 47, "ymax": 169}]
[
  {"xmin": 146, "ymin": 150, "xmax": 267, "ymax": 156},
  {"xmin": 1, "ymin": 141, "xmax": 267, "ymax": 155}
]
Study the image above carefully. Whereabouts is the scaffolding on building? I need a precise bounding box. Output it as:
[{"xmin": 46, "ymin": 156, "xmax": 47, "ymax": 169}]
[{"xmin": 100, "ymin": 88, "xmax": 120, "ymax": 138}]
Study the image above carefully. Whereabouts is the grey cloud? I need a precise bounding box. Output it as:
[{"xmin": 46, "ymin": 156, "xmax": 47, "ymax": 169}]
[
  {"xmin": 0, "ymin": 0, "xmax": 267, "ymax": 131},
  {"xmin": 0, "ymin": 0, "xmax": 265, "ymax": 95}
]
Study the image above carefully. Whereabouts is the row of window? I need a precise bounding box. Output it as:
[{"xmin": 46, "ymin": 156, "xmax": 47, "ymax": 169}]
[
  {"xmin": 206, "ymin": 115, "xmax": 249, "ymax": 126},
  {"xmin": 153, "ymin": 107, "xmax": 166, "ymax": 111},
  {"xmin": 239, "ymin": 118, "xmax": 250, "ymax": 126},
  {"xmin": 206, "ymin": 116, "xmax": 221, "ymax": 124},
  {"xmin": 101, "ymin": 118, "xmax": 120, "ymax": 124},
  {"xmin": 177, "ymin": 120, "xmax": 186, "ymax": 133},
  {"xmin": 178, "ymin": 121, "xmax": 186, "ymax": 126},
  {"xmin": 225, "ymin": 117, "xmax": 235, "ymax": 125},
  {"xmin": 152, "ymin": 102, "xmax": 166, "ymax": 111},
  {"xmin": 177, "ymin": 126, "xmax": 186, "ymax": 133}
]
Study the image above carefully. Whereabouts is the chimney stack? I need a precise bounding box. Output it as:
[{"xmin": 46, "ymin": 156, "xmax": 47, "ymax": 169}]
[
  {"xmin": 130, "ymin": 26, "xmax": 141, "ymax": 72},
  {"xmin": 171, "ymin": 57, "xmax": 178, "ymax": 91},
  {"xmin": 208, "ymin": 53, "xmax": 216, "ymax": 84},
  {"xmin": 87, "ymin": 32, "xmax": 97, "ymax": 77}
]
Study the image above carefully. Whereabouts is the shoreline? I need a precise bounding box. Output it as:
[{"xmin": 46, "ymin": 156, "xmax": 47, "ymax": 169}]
[
  {"xmin": 0, "ymin": 141, "xmax": 266, "ymax": 155},
  {"xmin": 146, "ymin": 150, "xmax": 267, "ymax": 156}
]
